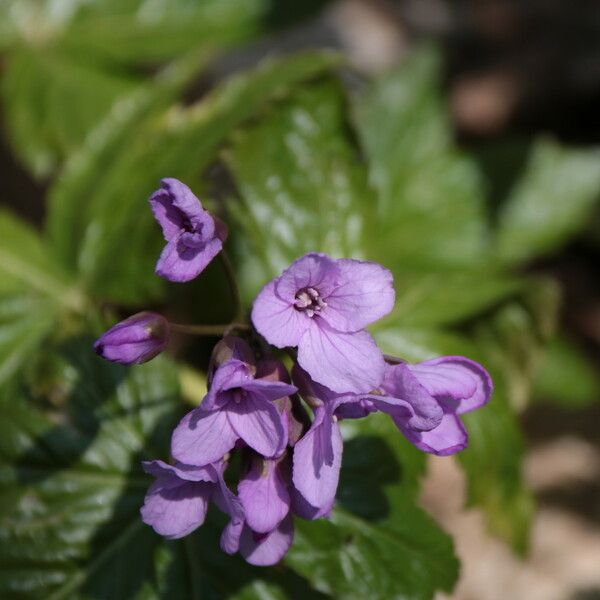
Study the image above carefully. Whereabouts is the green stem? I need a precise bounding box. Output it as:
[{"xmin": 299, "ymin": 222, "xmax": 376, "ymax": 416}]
[
  {"xmin": 170, "ymin": 322, "xmax": 249, "ymax": 336},
  {"xmin": 219, "ymin": 250, "xmax": 243, "ymax": 321}
]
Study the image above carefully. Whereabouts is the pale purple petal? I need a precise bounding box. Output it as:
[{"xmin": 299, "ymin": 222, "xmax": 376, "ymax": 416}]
[
  {"xmin": 239, "ymin": 379, "xmax": 297, "ymax": 402},
  {"xmin": 155, "ymin": 236, "xmax": 223, "ymax": 283},
  {"xmin": 321, "ymin": 259, "xmax": 395, "ymax": 332},
  {"xmin": 380, "ymin": 364, "xmax": 444, "ymax": 431},
  {"xmin": 400, "ymin": 413, "xmax": 468, "ymax": 456},
  {"xmin": 292, "ymin": 405, "xmax": 342, "ymax": 510},
  {"xmin": 227, "ymin": 396, "xmax": 287, "ymax": 458},
  {"xmin": 410, "ymin": 356, "xmax": 493, "ymax": 414},
  {"xmin": 140, "ymin": 479, "xmax": 211, "ymax": 539},
  {"xmin": 251, "ymin": 281, "xmax": 309, "ymax": 348},
  {"xmin": 238, "ymin": 459, "xmax": 290, "ymax": 534},
  {"xmin": 290, "ymin": 485, "xmax": 334, "ymax": 520},
  {"xmin": 239, "ymin": 515, "xmax": 294, "ymax": 566},
  {"xmin": 161, "ymin": 178, "xmax": 214, "ymax": 235},
  {"xmin": 275, "ymin": 253, "xmax": 339, "ymax": 301},
  {"xmin": 221, "ymin": 518, "xmax": 244, "ymax": 555},
  {"xmin": 298, "ymin": 324, "xmax": 385, "ymax": 393},
  {"xmin": 142, "ymin": 460, "xmax": 218, "ymax": 483},
  {"xmin": 171, "ymin": 408, "xmax": 237, "ymax": 466},
  {"xmin": 202, "ymin": 359, "xmax": 254, "ymax": 411}
]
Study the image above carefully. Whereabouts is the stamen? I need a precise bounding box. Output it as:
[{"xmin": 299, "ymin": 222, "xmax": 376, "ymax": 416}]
[{"xmin": 294, "ymin": 287, "xmax": 327, "ymax": 317}]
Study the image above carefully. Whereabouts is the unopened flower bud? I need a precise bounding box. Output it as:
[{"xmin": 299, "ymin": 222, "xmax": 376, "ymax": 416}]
[{"xmin": 94, "ymin": 312, "xmax": 169, "ymax": 365}]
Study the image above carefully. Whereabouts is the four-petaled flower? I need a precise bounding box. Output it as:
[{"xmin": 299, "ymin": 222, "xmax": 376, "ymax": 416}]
[
  {"xmin": 171, "ymin": 357, "xmax": 297, "ymax": 466},
  {"xmin": 251, "ymin": 253, "xmax": 395, "ymax": 393},
  {"xmin": 149, "ymin": 178, "xmax": 228, "ymax": 282}
]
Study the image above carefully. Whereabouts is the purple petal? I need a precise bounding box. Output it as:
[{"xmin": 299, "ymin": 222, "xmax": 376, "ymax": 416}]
[
  {"xmin": 239, "ymin": 515, "xmax": 294, "ymax": 566},
  {"xmin": 292, "ymin": 405, "xmax": 342, "ymax": 511},
  {"xmin": 321, "ymin": 259, "xmax": 395, "ymax": 332},
  {"xmin": 251, "ymin": 281, "xmax": 309, "ymax": 348},
  {"xmin": 155, "ymin": 236, "xmax": 223, "ymax": 283},
  {"xmin": 140, "ymin": 479, "xmax": 211, "ymax": 539},
  {"xmin": 142, "ymin": 460, "xmax": 219, "ymax": 483},
  {"xmin": 161, "ymin": 178, "xmax": 214, "ymax": 235},
  {"xmin": 275, "ymin": 253, "xmax": 339, "ymax": 301},
  {"xmin": 400, "ymin": 413, "xmax": 468, "ymax": 456},
  {"xmin": 380, "ymin": 364, "xmax": 443, "ymax": 430},
  {"xmin": 409, "ymin": 356, "xmax": 493, "ymax": 414},
  {"xmin": 290, "ymin": 484, "xmax": 334, "ymax": 520},
  {"xmin": 238, "ymin": 459, "xmax": 290, "ymax": 534},
  {"xmin": 202, "ymin": 359, "xmax": 254, "ymax": 411},
  {"xmin": 93, "ymin": 312, "xmax": 169, "ymax": 365},
  {"xmin": 171, "ymin": 408, "xmax": 237, "ymax": 465},
  {"xmin": 298, "ymin": 324, "xmax": 385, "ymax": 393},
  {"xmin": 221, "ymin": 518, "xmax": 244, "ymax": 554},
  {"xmin": 227, "ymin": 396, "xmax": 287, "ymax": 458},
  {"xmin": 240, "ymin": 379, "xmax": 297, "ymax": 402}
]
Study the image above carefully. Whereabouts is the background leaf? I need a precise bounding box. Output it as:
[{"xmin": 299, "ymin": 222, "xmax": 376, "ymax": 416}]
[
  {"xmin": 46, "ymin": 51, "xmax": 341, "ymax": 304},
  {"xmin": 226, "ymin": 80, "xmax": 368, "ymax": 301},
  {"xmin": 495, "ymin": 138, "xmax": 600, "ymax": 264},
  {"xmin": 353, "ymin": 45, "xmax": 488, "ymax": 270}
]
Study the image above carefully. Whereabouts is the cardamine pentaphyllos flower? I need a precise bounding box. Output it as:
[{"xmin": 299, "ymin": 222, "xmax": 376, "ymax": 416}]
[
  {"xmin": 93, "ymin": 311, "xmax": 169, "ymax": 365},
  {"xmin": 171, "ymin": 340, "xmax": 297, "ymax": 466},
  {"xmin": 140, "ymin": 459, "xmax": 229, "ymax": 539},
  {"xmin": 384, "ymin": 356, "xmax": 493, "ymax": 455},
  {"xmin": 251, "ymin": 253, "xmax": 395, "ymax": 393},
  {"xmin": 149, "ymin": 178, "xmax": 228, "ymax": 282}
]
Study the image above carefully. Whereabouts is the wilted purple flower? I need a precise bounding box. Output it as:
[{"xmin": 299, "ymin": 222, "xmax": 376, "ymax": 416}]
[
  {"xmin": 140, "ymin": 459, "xmax": 224, "ymax": 539},
  {"xmin": 171, "ymin": 353, "xmax": 297, "ymax": 466},
  {"xmin": 94, "ymin": 311, "xmax": 169, "ymax": 365},
  {"xmin": 379, "ymin": 356, "xmax": 492, "ymax": 455},
  {"xmin": 251, "ymin": 253, "xmax": 395, "ymax": 393},
  {"xmin": 149, "ymin": 178, "xmax": 228, "ymax": 282}
]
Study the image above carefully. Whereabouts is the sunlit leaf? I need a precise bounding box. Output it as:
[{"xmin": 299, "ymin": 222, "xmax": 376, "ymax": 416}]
[{"xmin": 496, "ymin": 138, "xmax": 600, "ymax": 264}]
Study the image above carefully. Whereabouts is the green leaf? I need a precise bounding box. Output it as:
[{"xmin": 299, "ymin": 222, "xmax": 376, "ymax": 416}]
[
  {"xmin": 0, "ymin": 210, "xmax": 74, "ymax": 301},
  {"xmin": 287, "ymin": 501, "xmax": 458, "ymax": 600},
  {"xmin": 0, "ymin": 341, "xmax": 317, "ymax": 599},
  {"xmin": 47, "ymin": 50, "xmax": 341, "ymax": 304},
  {"xmin": 0, "ymin": 211, "xmax": 81, "ymax": 386},
  {"xmin": 284, "ymin": 411, "xmax": 458, "ymax": 599},
  {"xmin": 226, "ymin": 80, "xmax": 368, "ymax": 301},
  {"xmin": 47, "ymin": 49, "xmax": 213, "ymax": 274},
  {"xmin": 533, "ymin": 336, "xmax": 600, "ymax": 408},
  {"xmin": 457, "ymin": 380, "xmax": 533, "ymax": 555},
  {"xmin": 377, "ymin": 270, "xmax": 521, "ymax": 328},
  {"xmin": 2, "ymin": 46, "xmax": 141, "ymax": 177},
  {"xmin": 354, "ymin": 45, "xmax": 488, "ymax": 269},
  {"xmin": 496, "ymin": 138, "xmax": 600, "ymax": 264},
  {"xmin": 0, "ymin": 296, "xmax": 57, "ymax": 387},
  {"xmin": 1, "ymin": 0, "xmax": 269, "ymax": 177},
  {"xmin": 373, "ymin": 326, "xmax": 477, "ymax": 363}
]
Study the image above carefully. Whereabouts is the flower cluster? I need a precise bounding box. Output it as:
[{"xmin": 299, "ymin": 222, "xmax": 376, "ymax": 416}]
[{"xmin": 94, "ymin": 178, "xmax": 493, "ymax": 566}]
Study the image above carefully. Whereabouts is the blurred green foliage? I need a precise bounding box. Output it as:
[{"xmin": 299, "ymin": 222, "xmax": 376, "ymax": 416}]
[{"xmin": 1, "ymin": 3, "xmax": 600, "ymax": 598}]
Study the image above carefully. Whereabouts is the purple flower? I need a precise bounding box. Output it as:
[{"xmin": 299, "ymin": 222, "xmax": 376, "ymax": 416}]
[
  {"xmin": 251, "ymin": 253, "xmax": 395, "ymax": 393},
  {"xmin": 140, "ymin": 459, "xmax": 224, "ymax": 539},
  {"xmin": 171, "ymin": 356, "xmax": 297, "ymax": 466},
  {"xmin": 149, "ymin": 178, "xmax": 228, "ymax": 282},
  {"xmin": 218, "ymin": 488, "xmax": 294, "ymax": 566},
  {"xmin": 378, "ymin": 356, "xmax": 492, "ymax": 455},
  {"xmin": 94, "ymin": 311, "xmax": 169, "ymax": 365},
  {"xmin": 238, "ymin": 457, "xmax": 290, "ymax": 534},
  {"xmin": 291, "ymin": 365, "xmax": 361, "ymax": 515}
]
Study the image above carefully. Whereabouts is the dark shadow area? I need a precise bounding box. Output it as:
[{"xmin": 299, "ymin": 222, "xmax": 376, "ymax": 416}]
[{"xmin": 337, "ymin": 435, "xmax": 402, "ymax": 520}]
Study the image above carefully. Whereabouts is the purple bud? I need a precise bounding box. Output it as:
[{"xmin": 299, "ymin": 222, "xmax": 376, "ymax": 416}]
[{"xmin": 94, "ymin": 312, "xmax": 169, "ymax": 365}]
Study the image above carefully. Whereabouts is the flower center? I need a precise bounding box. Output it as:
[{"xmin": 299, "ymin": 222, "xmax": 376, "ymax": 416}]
[{"xmin": 294, "ymin": 287, "xmax": 327, "ymax": 317}]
